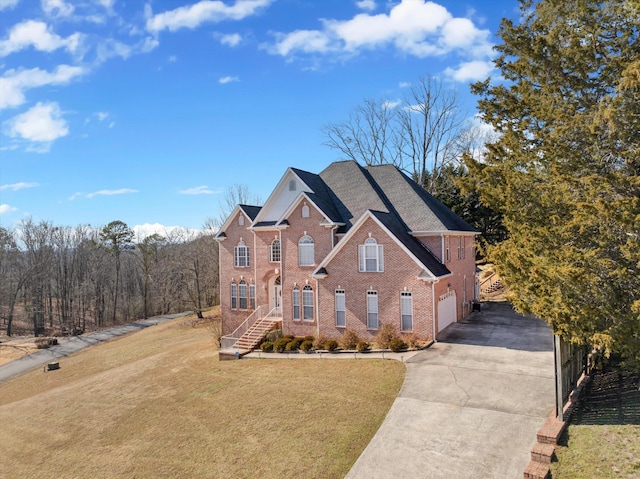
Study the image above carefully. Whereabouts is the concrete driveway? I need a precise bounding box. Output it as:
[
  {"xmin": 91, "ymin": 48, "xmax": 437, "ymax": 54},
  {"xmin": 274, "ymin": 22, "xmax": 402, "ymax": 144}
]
[{"xmin": 346, "ymin": 302, "xmax": 555, "ymax": 479}]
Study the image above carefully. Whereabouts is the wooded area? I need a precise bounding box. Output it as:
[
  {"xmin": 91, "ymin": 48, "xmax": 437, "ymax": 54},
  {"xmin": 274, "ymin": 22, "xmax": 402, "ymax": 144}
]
[{"xmin": 0, "ymin": 219, "xmax": 219, "ymax": 336}]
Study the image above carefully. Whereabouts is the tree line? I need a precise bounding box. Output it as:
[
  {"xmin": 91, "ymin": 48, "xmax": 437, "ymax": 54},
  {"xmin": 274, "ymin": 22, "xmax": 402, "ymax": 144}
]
[{"xmin": 0, "ymin": 219, "xmax": 219, "ymax": 337}]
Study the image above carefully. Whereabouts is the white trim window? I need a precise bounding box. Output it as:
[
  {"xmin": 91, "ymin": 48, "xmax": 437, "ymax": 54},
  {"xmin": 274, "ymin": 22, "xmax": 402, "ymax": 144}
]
[
  {"xmin": 298, "ymin": 235, "xmax": 314, "ymax": 266},
  {"xmin": 234, "ymin": 239, "xmax": 250, "ymax": 268},
  {"xmin": 292, "ymin": 286, "xmax": 300, "ymax": 320},
  {"xmin": 335, "ymin": 289, "xmax": 346, "ymax": 327},
  {"xmin": 301, "ymin": 204, "xmax": 310, "ymax": 218},
  {"xmin": 445, "ymin": 236, "xmax": 451, "ymax": 263},
  {"xmin": 359, "ymin": 237, "xmax": 384, "ymax": 272},
  {"xmin": 367, "ymin": 291, "xmax": 379, "ymax": 329},
  {"xmin": 400, "ymin": 292, "xmax": 413, "ymax": 331},
  {"xmin": 270, "ymin": 239, "xmax": 281, "ymax": 263},
  {"xmin": 457, "ymin": 236, "xmax": 466, "ymax": 259},
  {"xmin": 230, "ymin": 281, "xmax": 237, "ymax": 310},
  {"xmin": 303, "ymin": 285, "xmax": 314, "ymax": 321},
  {"xmin": 249, "ymin": 282, "xmax": 256, "ymax": 310},
  {"xmin": 238, "ymin": 279, "xmax": 248, "ymax": 310}
]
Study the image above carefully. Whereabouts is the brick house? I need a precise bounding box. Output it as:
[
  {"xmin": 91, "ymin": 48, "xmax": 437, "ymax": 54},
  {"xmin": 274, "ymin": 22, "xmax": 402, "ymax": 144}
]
[{"xmin": 215, "ymin": 160, "xmax": 478, "ymax": 348}]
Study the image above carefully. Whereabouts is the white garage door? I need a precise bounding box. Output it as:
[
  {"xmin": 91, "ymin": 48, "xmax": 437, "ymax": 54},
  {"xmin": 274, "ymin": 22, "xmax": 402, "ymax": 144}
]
[{"xmin": 438, "ymin": 291, "xmax": 457, "ymax": 333}]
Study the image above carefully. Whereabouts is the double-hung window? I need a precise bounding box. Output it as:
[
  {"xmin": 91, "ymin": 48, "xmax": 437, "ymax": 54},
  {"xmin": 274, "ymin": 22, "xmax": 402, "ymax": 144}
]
[
  {"xmin": 230, "ymin": 281, "xmax": 237, "ymax": 310},
  {"xmin": 292, "ymin": 287, "xmax": 300, "ymax": 320},
  {"xmin": 335, "ymin": 289, "xmax": 346, "ymax": 327},
  {"xmin": 302, "ymin": 285, "xmax": 314, "ymax": 321},
  {"xmin": 234, "ymin": 240, "xmax": 250, "ymax": 268},
  {"xmin": 299, "ymin": 235, "xmax": 314, "ymax": 266},
  {"xmin": 270, "ymin": 239, "xmax": 281, "ymax": 263},
  {"xmin": 367, "ymin": 291, "xmax": 379, "ymax": 329},
  {"xmin": 400, "ymin": 292, "xmax": 413, "ymax": 331},
  {"xmin": 359, "ymin": 238, "xmax": 384, "ymax": 272},
  {"xmin": 457, "ymin": 236, "xmax": 466, "ymax": 259},
  {"xmin": 249, "ymin": 282, "xmax": 256, "ymax": 310},
  {"xmin": 238, "ymin": 280, "xmax": 248, "ymax": 310}
]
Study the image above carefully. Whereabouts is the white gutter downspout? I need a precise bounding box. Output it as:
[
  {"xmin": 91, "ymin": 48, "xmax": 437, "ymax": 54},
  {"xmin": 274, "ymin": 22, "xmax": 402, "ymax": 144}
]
[
  {"xmin": 441, "ymin": 232, "xmax": 445, "ymax": 264},
  {"xmin": 432, "ymin": 281, "xmax": 437, "ymax": 342}
]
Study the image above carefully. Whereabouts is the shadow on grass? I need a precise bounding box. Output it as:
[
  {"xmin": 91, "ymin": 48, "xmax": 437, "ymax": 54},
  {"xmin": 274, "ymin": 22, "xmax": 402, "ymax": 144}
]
[{"xmin": 571, "ymin": 364, "xmax": 640, "ymax": 426}]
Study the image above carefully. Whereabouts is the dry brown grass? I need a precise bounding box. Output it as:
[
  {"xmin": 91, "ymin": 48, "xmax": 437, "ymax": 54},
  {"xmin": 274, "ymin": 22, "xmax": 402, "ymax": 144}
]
[
  {"xmin": 0, "ymin": 340, "xmax": 40, "ymax": 366},
  {"xmin": 0, "ymin": 309, "xmax": 405, "ymax": 479}
]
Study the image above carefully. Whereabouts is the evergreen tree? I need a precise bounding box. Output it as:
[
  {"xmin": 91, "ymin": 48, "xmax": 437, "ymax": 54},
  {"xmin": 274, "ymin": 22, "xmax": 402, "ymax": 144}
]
[{"xmin": 471, "ymin": 0, "xmax": 640, "ymax": 366}]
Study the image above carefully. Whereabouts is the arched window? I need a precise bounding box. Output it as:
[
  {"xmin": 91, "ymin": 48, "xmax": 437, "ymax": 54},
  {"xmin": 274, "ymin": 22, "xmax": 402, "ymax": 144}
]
[
  {"xmin": 302, "ymin": 285, "xmax": 314, "ymax": 321},
  {"xmin": 359, "ymin": 237, "xmax": 384, "ymax": 272},
  {"xmin": 270, "ymin": 239, "xmax": 281, "ymax": 263},
  {"xmin": 292, "ymin": 286, "xmax": 300, "ymax": 320},
  {"xmin": 289, "ymin": 180, "xmax": 297, "ymax": 191},
  {"xmin": 238, "ymin": 215, "xmax": 244, "ymax": 226},
  {"xmin": 301, "ymin": 204, "xmax": 310, "ymax": 218},
  {"xmin": 230, "ymin": 281, "xmax": 237, "ymax": 310},
  {"xmin": 238, "ymin": 279, "xmax": 248, "ymax": 310},
  {"xmin": 234, "ymin": 239, "xmax": 250, "ymax": 268},
  {"xmin": 298, "ymin": 235, "xmax": 314, "ymax": 266}
]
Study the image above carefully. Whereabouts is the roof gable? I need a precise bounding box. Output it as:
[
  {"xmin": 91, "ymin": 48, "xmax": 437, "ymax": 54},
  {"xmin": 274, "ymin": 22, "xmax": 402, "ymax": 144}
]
[
  {"xmin": 312, "ymin": 210, "xmax": 450, "ymax": 280},
  {"xmin": 251, "ymin": 168, "xmax": 314, "ymax": 225},
  {"xmin": 214, "ymin": 204, "xmax": 260, "ymax": 240}
]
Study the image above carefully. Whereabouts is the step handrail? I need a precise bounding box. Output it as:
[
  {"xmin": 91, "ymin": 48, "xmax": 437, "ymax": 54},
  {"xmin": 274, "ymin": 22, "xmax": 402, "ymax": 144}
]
[{"xmin": 221, "ymin": 305, "xmax": 283, "ymax": 349}]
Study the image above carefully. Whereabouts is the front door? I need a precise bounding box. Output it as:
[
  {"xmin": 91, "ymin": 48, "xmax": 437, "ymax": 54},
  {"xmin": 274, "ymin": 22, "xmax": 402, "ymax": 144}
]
[{"xmin": 269, "ymin": 276, "xmax": 282, "ymax": 312}]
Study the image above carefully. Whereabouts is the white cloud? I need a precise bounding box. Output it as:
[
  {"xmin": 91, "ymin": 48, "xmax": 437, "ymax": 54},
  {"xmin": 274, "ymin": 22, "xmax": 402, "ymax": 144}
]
[
  {"xmin": 180, "ymin": 185, "xmax": 217, "ymax": 195},
  {"xmin": 5, "ymin": 102, "xmax": 69, "ymax": 145},
  {"xmin": 0, "ymin": 204, "xmax": 18, "ymax": 215},
  {"xmin": 220, "ymin": 33, "xmax": 241, "ymax": 47},
  {"xmin": 132, "ymin": 223, "xmax": 202, "ymax": 240},
  {"xmin": 382, "ymin": 99, "xmax": 401, "ymax": 109},
  {"xmin": 0, "ymin": 182, "xmax": 39, "ymax": 191},
  {"xmin": 268, "ymin": 0, "xmax": 493, "ymax": 73},
  {"xmin": 86, "ymin": 188, "xmax": 138, "ymax": 198},
  {"xmin": 42, "ymin": 0, "xmax": 74, "ymax": 17},
  {"xmin": 146, "ymin": 0, "xmax": 273, "ymax": 33},
  {"xmin": 0, "ymin": 0, "xmax": 20, "ymax": 11},
  {"xmin": 356, "ymin": 0, "xmax": 376, "ymax": 11},
  {"xmin": 169, "ymin": 55, "xmax": 177, "ymax": 62},
  {"xmin": 95, "ymin": 111, "xmax": 108, "ymax": 121},
  {"xmin": 0, "ymin": 20, "xmax": 83, "ymax": 57},
  {"xmin": 444, "ymin": 60, "xmax": 494, "ymax": 82},
  {"xmin": 218, "ymin": 76, "xmax": 239, "ymax": 84},
  {"xmin": 95, "ymin": 36, "xmax": 158, "ymax": 63},
  {"xmin": 0, "ymin": 64, "xmax": 86, "ymax": 110}
]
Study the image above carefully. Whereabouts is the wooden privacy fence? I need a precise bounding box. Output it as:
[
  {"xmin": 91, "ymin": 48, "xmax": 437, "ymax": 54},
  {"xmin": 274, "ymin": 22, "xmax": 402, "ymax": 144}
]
[{"xmin": 554, "ymin": 335, "xmax": 588, "ymax": 421}]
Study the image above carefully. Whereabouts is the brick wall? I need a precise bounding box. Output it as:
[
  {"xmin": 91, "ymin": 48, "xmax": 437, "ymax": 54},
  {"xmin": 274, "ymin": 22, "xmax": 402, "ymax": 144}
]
[{"xmin": 316, "ymin": 216, "xmax": 435, "ymax": 343}]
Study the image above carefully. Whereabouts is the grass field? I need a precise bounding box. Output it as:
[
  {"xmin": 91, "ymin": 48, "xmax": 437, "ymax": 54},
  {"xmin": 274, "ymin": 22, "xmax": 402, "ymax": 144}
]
[
  {"xmin": 0, "ymin": 310, "xmax": 405, "ymax": 479},
  {"xmin": 551, "ymin": 365, "xmax": 640, "ymax": 478}
]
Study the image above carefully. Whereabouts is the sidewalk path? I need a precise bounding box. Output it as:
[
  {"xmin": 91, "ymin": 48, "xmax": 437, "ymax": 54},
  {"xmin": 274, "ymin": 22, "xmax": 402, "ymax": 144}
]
[
  {"xmin": 345, "ymin": 302, "xmax": 555, "ymax": 479},
  {"xmin": 0, "ymin": 313, "xmax": 190, "ymax": 383}
]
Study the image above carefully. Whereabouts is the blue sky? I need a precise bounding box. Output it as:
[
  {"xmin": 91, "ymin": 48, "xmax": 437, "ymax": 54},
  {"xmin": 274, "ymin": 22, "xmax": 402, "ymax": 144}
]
[{"xmin": 0, "ymin": 0, "xmax": 519, "ymax": 237}]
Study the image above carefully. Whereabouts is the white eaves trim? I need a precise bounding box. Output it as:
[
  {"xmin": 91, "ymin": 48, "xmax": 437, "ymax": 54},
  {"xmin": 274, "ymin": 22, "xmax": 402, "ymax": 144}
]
[
  {"xmin": 277, "ymin": 192, "xmax": 338, "ymax": 229},
  {"xmin": 311, "ymin": 210, "xmax": 439, "ymax": 281},
  {"xmin": 250, "ymin": 168, "xmax": 313, "ymax": 227},
  {"xmin": 214, "ymin": 205, "xmax": 253, "ymax": 241},
  {"xmin": 410, "ymin": 230, "xmax": 479, "ymax": 236}
]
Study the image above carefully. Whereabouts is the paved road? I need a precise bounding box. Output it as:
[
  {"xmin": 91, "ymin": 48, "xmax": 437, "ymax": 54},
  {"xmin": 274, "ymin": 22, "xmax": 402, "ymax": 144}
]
[
  {"xmin": 346, "ymin": 302, "xmax": 555, "ymax": 479},
  {"xmin": 0, "ymin": 313, "xmax": 190, "ymax": 383}
]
